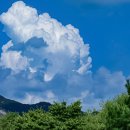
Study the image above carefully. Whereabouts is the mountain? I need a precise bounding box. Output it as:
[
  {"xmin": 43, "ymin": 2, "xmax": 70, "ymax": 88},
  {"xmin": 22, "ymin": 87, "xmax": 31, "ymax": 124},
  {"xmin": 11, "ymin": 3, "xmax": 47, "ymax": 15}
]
[{"xmin": 0, "ymin": 95, "xmax": 51, "ymax": 113}]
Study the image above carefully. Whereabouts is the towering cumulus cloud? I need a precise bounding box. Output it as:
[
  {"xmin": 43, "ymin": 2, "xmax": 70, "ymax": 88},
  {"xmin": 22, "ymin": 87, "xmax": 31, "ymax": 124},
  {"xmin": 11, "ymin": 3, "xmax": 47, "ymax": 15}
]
[
  {"xmin": 0, "ymin": 1, "xmax": 92, "ymax": 81},
  {"xmin": 0, "ymin": 1, "xmax": 126, "ymax": 110}
]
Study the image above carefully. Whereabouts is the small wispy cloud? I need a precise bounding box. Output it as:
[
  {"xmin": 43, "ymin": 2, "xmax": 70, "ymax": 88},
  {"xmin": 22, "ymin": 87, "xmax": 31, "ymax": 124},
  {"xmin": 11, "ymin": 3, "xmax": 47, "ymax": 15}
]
[{"xmin": 65, "ymin": 0, "xmax": 130, "ymax": 5}]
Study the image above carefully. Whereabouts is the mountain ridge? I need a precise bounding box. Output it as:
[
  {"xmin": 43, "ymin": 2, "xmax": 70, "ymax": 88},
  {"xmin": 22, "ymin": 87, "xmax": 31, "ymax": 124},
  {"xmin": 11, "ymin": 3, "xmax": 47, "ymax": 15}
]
[{"xmin": 0, "ymin": 95, "xmax": 51, "ymax": 113}]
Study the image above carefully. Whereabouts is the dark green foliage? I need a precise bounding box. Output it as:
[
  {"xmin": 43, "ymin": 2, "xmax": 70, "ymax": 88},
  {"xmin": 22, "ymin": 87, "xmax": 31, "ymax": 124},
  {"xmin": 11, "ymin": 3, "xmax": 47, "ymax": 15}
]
[
  {"xmin": 0, "ymin": 112, "xmax": 18, "ymax": 130},
  {"xmin": 125, "ymin": 80, "xmax": 130, "ymax": 96},
  {"xmin": 0, "ymin": 101, "xmax": 83, "ymax": 130},
  {"xmin": 125, "ymin": 79, "xmax": 130, "ymax": 107},
  {"xmin": 101, "ymin": 94, "xmax": 130, "ymax": 130},
  {"xmin": 99, "ymin": 80, "xmax": 130, "ymax": 130},
  {"xmin": 49, "ymin": 100, "xmax": 82, "ymax": 121},
  {"xmin": 13, "ymin": 109, "xmax": 60, "ymax": 130},
  {"xmin": 81, "ymin": 111, "xmax": 105, "ymax": 130}
]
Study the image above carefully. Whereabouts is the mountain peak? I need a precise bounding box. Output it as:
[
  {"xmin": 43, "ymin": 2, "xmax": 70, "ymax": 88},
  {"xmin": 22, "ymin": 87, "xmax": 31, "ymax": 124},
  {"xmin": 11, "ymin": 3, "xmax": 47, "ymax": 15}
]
[{"xmin": 0, "ymin": 95, "xmax": 51, "ymax": 113}]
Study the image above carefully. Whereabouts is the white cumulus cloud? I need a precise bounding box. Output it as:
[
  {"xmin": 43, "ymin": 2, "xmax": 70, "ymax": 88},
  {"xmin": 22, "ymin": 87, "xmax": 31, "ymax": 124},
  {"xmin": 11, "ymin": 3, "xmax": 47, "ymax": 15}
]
[
  {"xmin": 0, "ymin": 1, "xmax": 127, "ymax": 110},
  {"xmin": 0, "ymin": 41, "xmax": 28, "ymax": 73},
  {"xmin": 20, "ymin": 90, "xmax": 57, "ymax": 104},
  {"xmin": 0, "ymin": 1, "xmax": 92, "ymax": 81}
]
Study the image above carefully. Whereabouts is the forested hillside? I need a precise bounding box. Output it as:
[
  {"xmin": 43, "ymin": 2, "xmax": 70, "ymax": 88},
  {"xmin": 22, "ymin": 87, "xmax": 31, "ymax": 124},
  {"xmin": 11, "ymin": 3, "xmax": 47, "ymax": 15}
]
[
  {"xmin": 1, "ymin": 80, "xmax": 130, "ymax": 130},
  {"xmin": 0, "ymin": 95, "xmax": 51, "ymax": 113}
]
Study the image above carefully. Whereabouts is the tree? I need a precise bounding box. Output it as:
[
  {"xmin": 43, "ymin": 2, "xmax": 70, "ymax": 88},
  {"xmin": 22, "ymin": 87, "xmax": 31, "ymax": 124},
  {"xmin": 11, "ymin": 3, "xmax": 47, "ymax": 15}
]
[
  {"xmin": 81, "ymin": 110, "xmax": 105, "ymax": 130},
  {"xmin": 49, "ymin": 101, "xmax": 83, "ymax": 130},
  {"xmin": 125, "ymin": 80, "xmax": 130, "ymax": 96},
  {"xmin": 0, "ymin": 112, "xmax": 18, "ymax": 130},
  {"xmin": 0, "ymin": 101, "xmax": 83, "ymax": 130},
  {"xmin": 101, "ymin": 94, "xmax": 130, "ymax": 130},
  {"xmin": 13, "ymin": 109, "xmax": 59, "ymax": 130},
  {"xmin": 49, "ymin": 100, "xmax": 82, "ymax": 121}
]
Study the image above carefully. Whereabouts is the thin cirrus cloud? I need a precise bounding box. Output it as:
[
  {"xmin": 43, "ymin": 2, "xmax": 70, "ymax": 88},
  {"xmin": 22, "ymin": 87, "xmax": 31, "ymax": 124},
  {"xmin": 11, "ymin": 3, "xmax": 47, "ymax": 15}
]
[
  {"xmin": 65, "ymin": 0, "xmax": 130, "ymax": 5},
  {"xmin": 0, "ymin": 1, "xmax": 126, "ymax": 110}
]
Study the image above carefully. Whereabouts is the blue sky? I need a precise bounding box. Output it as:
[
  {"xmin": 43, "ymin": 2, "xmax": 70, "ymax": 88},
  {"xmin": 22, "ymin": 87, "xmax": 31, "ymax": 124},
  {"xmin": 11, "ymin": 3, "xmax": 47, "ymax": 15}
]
[
  {"xmin": 0, "ymin": 0, "xmax": 130, "ymax": 75},
  {"xmin": 0, "ymin": 0, "xmax": 129, "ymax": 110}
]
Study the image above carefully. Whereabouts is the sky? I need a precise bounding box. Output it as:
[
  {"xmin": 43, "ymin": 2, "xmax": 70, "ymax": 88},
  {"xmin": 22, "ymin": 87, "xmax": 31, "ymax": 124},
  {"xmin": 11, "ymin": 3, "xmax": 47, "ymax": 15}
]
[{"xmin": 0, "ymin": 0, "xmax": 130, "ymax": 110}]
